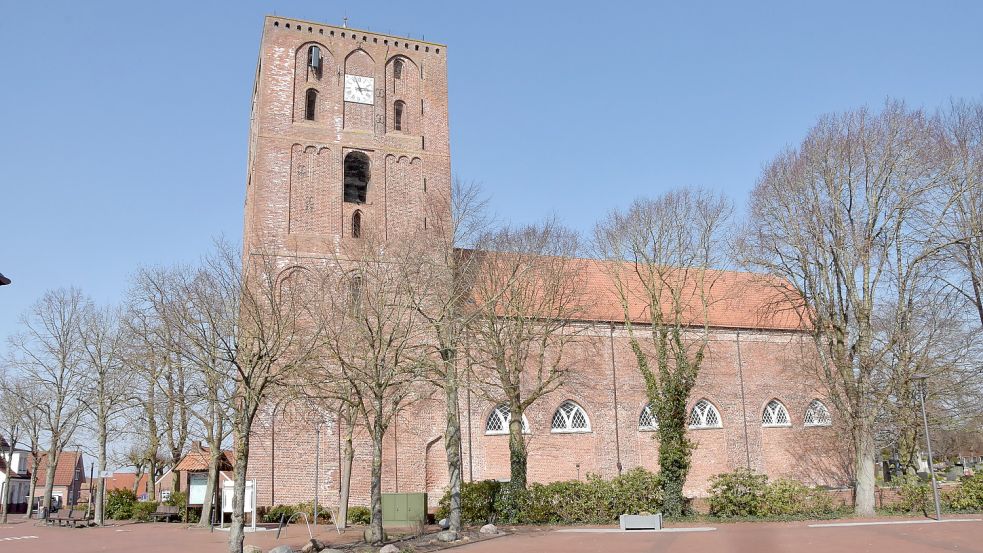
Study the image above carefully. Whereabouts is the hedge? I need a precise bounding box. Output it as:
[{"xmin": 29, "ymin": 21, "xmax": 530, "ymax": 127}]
[{"xmin": 707, "ymin": 469, "xmax": 838, "ymax": 518}]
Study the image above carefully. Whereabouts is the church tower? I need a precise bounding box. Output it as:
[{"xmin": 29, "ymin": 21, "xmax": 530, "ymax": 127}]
[{"xmin": 243, "ymin": 16, "xmax": 450, "ymax": 258}]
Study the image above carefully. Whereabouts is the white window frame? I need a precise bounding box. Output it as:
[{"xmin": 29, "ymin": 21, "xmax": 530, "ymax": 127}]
[
  {"xmin": 638, "ymin": 403, "xmax": 658, "ymax": 431},
  {"xmin": 804, "ymin": 399, "xmax": 832, "ymax": 427},
  {"xmin": 761, "ymin": 399, "xmax": 792, "ymax": 427},
  {"xmin": 551, "ymin": 400, "xmax": 591, "ymax": 433},
  {"xmin": 688, "ymin": 399, "xmax": 722, "ymax": 429},
  {"xmin": 485, "ymin": 404, "xmax": 530, "ymax": 435}
]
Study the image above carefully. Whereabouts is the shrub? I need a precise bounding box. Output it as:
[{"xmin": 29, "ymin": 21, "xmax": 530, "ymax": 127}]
[
  {"xmin": 347, "ymin": 505, "xmax": 371, "ymax": 525},
  {"xmin": 945, "ymin": 473, "xmax": 983, "ymax": 511},
  {"xmin": 165, "ymin": 491, "xmax": 188, "ymax": 508},
  {"xmin": 105, "ymin": 488, "xmax": 137, "ymax": 520},
  {"xmin": 895, "ymin": 474, "xmax": 931, "ymax": 514},
  {"xmin": 760, "ymin": 478, "xmax": 837, "ymax": 518},
  {"xmin": 492, "ymin": 484, "xmax": 528, "ymax": 525},
  {"xmin": 264, "ymin": 504, "xmax": 297, "ymax": 524},
  {"xmin": 707, "ymin": 469, "xmax": 767, "ymax": 518},
  {"xmin": 436, "ymin": 480, "xmax": 502, "ymax": 525},
  {"xmin": 132, "ymin": 501, "xmax": 159, "ymax": 522}
]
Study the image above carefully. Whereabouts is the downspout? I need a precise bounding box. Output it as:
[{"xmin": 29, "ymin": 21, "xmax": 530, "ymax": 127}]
[
  {"xmin": 270, "ymin": 403, "xmax": 276, "ymax": 506},
  {"xmin": 394, "ymin": 415, "xmax": 398, "ymax": 493},
  {"xmin": 736, "ymin": 330, "xmax": 752, "ymax": 469},
  {"xmin": 466, "ymin": 385, "xmax": 474, "ymax": 482},
  {"xmin": 609, "ymin": 324, "xmax": 623, "ymax": 474}
]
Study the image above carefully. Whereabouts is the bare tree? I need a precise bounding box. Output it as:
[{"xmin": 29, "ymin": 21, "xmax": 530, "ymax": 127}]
[
  {"xmin": 79, "ymin": 304, "xmax": 130, "ymax": 524},
  {"xmin": 593, "ymin": 188, "xmax": 733, "ymax": 516},
  {"xmin": 739, "ymin": 102, "xmax": 952, "ymax": 515},
  {"xmin": 0, "ymin": 376, "xmax": 38, "ymax": 523},
  {"xmin": 400, "ymin": 179, "xmax": 489, "ymax": 536},
  {"xmin": 7, "ymin": 288, "xmax": 88, "ymax": 518},
  {"xmin": 465, "ymin": 220, "xmax": 585, "ymax": 497},
  {"xmin": 18, "ymin": 382, "xmax": 44, "ymax": 519},
  {"xmin": 317, "ymin": 229, "xmax": 428, "ymax": 544}
]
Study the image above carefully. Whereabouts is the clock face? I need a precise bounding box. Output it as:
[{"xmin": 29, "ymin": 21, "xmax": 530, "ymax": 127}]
[{"xmin": 344, "ymin": 74, "xmax": 374, "ymax": 105}]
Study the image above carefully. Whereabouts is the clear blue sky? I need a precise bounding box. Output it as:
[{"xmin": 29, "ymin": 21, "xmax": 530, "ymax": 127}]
[{"xmin": 2, "ymin": 0, "xmax": 982, "ymax": 344}]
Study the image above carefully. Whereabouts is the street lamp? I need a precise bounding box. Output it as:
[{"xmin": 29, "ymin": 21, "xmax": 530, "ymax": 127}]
[{"xmin": 913, "ymin": 373, "xmax": 943, "ymax": 521}]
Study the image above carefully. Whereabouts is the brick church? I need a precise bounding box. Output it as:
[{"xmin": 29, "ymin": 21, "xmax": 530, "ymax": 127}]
[{"xmin": 242, "ymin": 16, "xmax": 848, "ymax": 510}]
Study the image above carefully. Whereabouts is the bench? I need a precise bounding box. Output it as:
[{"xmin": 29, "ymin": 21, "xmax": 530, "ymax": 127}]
[
  {"xmin": 150, "ymin": 505, "xmax": 182, "ymax": 522},
  {"xmin": 47, "ymin": 508, "xmax": 91, "ymax": 528}
]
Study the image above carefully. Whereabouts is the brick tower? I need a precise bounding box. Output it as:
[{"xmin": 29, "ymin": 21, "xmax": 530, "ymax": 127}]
[{"xmin": 243, "ymin": 16, "xmax": 450, "ymax": 259}]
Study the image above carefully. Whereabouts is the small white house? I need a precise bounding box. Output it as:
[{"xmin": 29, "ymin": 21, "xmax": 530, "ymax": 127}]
[{"xmin": 0, "ymin": 439, "xmax": 32, "ymax": 514}]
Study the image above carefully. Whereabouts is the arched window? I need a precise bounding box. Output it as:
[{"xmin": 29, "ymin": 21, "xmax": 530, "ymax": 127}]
[
  {"xmin": 394, "ymin": 100, "xmax": 405, "ymax": 131},
  {"xmin": 343, "ymin": 152, "xmax": 370, "ymax": 204},
  {"xmin": 308, "ymin": 45, "xmax": 322, "ymax": 76},
  {"xmin": 347, "ymin": 273, "xmax": 363, "ymax": 312},
  {"xmin": 352, "ymin": 210, "xmax": 362, "ymax": 238},
  {"xmin": 638, "ymin": 403, "xmax": 658, "ymax": 431},
  {"xmin": 393, "ymin": 58, "xmax": 403, "ymax": 79},
  {"xmin": 804, "ymin": 400, "xmax": 832, "ymax": 427},
  {"xmin": 551, "ymin": 401, "xmax": 590, "ymax": 433},
  {"xmin": 305, "ymin": 88, "xmax": 317, "ymax": 120},
  {"xmin": 761, "ymin": 399, "xmax": 791, "ymax": 427},
  {"xmin": 689, "ymin": 399, "xmax": 722, "ymax": 429},
  {"xmin": 485, "ymin": 404, "xmax": 530, "ymax": 435}
]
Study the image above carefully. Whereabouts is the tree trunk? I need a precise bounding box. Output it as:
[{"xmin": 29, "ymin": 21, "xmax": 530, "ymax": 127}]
[
  {"xmin": 507, "ymin": 406, "xmax": 527, "ymax": 491},
  {"xmin": 855, "ymin": 425, "xmax": 877, "ymax": 516},
  {"xmin": 338, "ymin": 418, "xmax": 354, "ymax": 529},
  {"xmin": 443, "ymin": 354, "xmax": 463, "ymax": 534},
  {"xmin": 369, "ymin": 422, "xmax": 385, "ymax": 544},
  {"xmin": 1, "ymin": 438, "xmax": 13, "ymax": 523},
  {"xmin": 95, "ymin": 425, "xmax": 107, "ymax": 525},
  {"xmin": 41, "ymin": 448, "xmax": 58, "ymax": 519},
  {"xmin": 198, "ymin": 447, "xmax": 221, "ymax": 527},
  {"xmin": 25, "ymin": 455, "xmax": 39, "ymax": 519},
  {"xmin": 228, "ymin": 413, "xmax": 252, "ymax": 553}
]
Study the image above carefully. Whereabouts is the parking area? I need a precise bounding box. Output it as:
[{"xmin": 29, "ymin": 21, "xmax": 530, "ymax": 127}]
[{"xmin": 0, "ymin": 517, "xmax": 980, "ymax": 553}]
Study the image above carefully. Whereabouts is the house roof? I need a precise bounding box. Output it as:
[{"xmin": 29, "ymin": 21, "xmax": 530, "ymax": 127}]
[
  {"xmin": 104, "ymin": 472, "xmax": 150, "ymax": 493},
  {"xmin": 174, "ymin": 443, "xmax": 234, "ymax": 472},
  {"xmin": 33, "ymin": 451, "xmax": 85, "ymax": 487},
  {"xmin": 465, "ymin": 250, "xmax": 807, "ymax": 331}
]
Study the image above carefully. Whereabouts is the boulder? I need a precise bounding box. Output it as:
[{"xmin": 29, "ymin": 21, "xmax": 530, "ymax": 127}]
[
  {"xmin": 244, "ymin": 546, "xmax": 262, "ymax": 553},
  {"xmin": 268, "ymin": 546, "xmax": 296, "ymax": 553},
  {"xmin": 479, "ymin": 523, "xmax": 498, "ymax": 535},
  {"xmin": 437, "ymin": 517, "xmax": 450, "ymax": 530},
  {"xmin": 321, "ymin": 550, "xmax": 344, "ymax": 553},
  {"xmin": 436, "ymin": 530, "xmax": 458, "ymax": 542},
  {"xmin": 300, "ymin": 539, "xmax": 325, "ymax": 553},
  {"xmin": 379, "ymin": 545, "xmax": 400, "ymax": 553}
]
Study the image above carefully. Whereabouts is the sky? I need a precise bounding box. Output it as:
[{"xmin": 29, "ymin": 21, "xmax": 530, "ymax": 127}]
[{"xmin": 1, "ymin": 0, "xmax": 982, "ymax": 345}]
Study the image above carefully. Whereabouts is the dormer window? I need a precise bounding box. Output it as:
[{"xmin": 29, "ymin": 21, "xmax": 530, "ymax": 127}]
[{"xmin": 308, "ymin": 45, "xmax": 322, "ymax": 77}]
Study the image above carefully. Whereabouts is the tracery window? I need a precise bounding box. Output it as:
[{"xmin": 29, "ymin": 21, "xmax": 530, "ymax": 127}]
[
  {"xmin": 485, "ymin": 404, "xmax": 530, "ymax": 435},
  {"xmin": 804, "ymin": 400, "xmax": 832, "ymax": 427},
  {"xmin": 761, "ymin": 399, "xmax": 791, "ymax": 427},
  {"xmin": 688, "ymin": 399, "xmax": 722, "ymax": 429},
  {"xmin": 551, "ymin": 400, "xmax": 590, "ymax": 433},
  {"xmin": 638, "ymin": 403, "xmax": 658, "ymax": 431}
]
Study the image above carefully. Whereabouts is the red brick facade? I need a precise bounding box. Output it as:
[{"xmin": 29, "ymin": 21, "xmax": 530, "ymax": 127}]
[{"xmin": 242, "ymin": 16, "xmax": 849, "ymax": 510}]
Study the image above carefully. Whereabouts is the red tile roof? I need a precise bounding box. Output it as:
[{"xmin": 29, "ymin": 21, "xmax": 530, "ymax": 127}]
[
  {"xmin": 33, "ymin": 451, "xmax": 85, "ymax": 487},
  {"xmin": 174, "ymin": 443, "xmax": 234, "ymax": 472},
  {"xmin": 103, "ymin": 472, "xmax": 150, "ymax": 493}
]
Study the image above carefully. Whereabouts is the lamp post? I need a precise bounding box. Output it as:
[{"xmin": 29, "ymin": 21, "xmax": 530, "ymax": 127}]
[{"xmin": 913, "ymin": 373, "xmax": 942, "ymax": 521}]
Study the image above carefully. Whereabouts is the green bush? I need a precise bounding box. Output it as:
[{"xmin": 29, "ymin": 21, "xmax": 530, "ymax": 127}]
[
  {"xmin": 436, "ymin": 480, "xmax": 502, "ymax": 525},
  {"xmin": 492, "ymin": 484, "xmax": 528, "ymax": 524},
  {"xmin": 165, "ymin": 491, "xmax": 188, "ymax": 508},
  {"xmin": 347, "ymin": 506, "xmax": 371, "ymax": 525},
  {"xmin": 105, "ymin": 488, "xmax": 137, "ymax": 520},
  {"xmin": 945, "ymin": 473, "xmax": 983, "ymax": 511},
  {"xmin": 132, "ymin": 501, "xmax": 159, "ymax": 522},
  {"xmin": 708, "ymin": 468, "xmax": 768, "ymax": 518},
  {"xmin": 760, "ymin": 478, "xmax": 837, "ymax": 518},
  {"xmin": 264, "ymin": 504, "xmax": 297, "ymax": 523},
  {"xmin": 895, "ymin": 474, "xmax": 931, "ymax": 514}
]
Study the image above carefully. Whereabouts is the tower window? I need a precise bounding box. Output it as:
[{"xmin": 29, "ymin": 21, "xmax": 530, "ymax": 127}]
[
  {"xmin": 394, "ymin": 101, "xmax": 405, "ymax": 131},
  {"xmin": 393, "ymin": 59, "xmax": 403, "ymax": 79},
  {"xmin": 305, "ymin": 89, "xmax": 317, "ymax": 120},
  {"xmin": 308, "ymin": 45, "xmax": 322, "ymax": 76},
  {"xmin": 343, "ymin": 151, "xmax": 370, "ymax": 204},
  {"xmin": 352, "ymin": 210, "xmax": 362, "ymax": 238}
]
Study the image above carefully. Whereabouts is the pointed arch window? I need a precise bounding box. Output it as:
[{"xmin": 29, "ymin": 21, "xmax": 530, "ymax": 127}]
[
  {"xmin": 804, "ymin": 400, "xmax": 832, "ymax": 427},
  {"xmin": 393, "ymin": 58, "xmax": 403, "ymax": 79},
  {"xmin": 689, "ymin": 399, "xmax": 722, "ymax": 429},
  {"xmin": 308, "ymin": 45, "xmax": 322, "ymax": 76},
  {"xmin": 394, "ymin": 100, "xmax": 405, "ymax": 131},
  {"xmin": 347, "ymin": 273, "xmax": 363, "ymax": 313},
  {"xmin": 352, "ymin": 210, "xmax": 362, "ymax": 238},
  {"xmin": 551, "ymin": 401, "xmax": 591, "ymax": 433},
  {"xmin": 485, "ymin": 404, "xmax": 530, "ymax": 435},
  {"xmin": 761, "ymin": 399, "xmax": 791, "ymax": 427},
  {"xmin": 305, "ymin": 88, "xmax": 317, "ymax": 120},
  {"xmin": 639, "ymin": 403, "xmax": 658, "ymax": 431},
  {"xmin": 343, "ymin": 151, "xmax": 370, "ymax": 204}
]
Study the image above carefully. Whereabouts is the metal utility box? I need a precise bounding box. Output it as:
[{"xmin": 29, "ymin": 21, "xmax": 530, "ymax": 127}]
[{"xmin": 381, "ymin": 493, "xmax": 428, "ymax": 528}]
